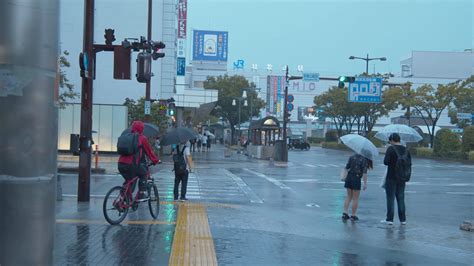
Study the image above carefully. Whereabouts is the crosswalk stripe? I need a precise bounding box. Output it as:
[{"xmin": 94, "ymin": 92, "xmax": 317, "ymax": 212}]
[
  {"xmin": 223, "ymin": 169, "xmax": 264, "ymax": 203},
  {"xmin": 243, "ymin": 168, "xmax": 293, "ymax": 191}
]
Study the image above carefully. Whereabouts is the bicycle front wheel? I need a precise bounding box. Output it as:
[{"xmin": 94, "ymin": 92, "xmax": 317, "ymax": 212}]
[
  {"xmin": 103, "ymin": 186, "xmax": 129, "ymax": 225},
  {"xmin": 148, "ymin": 184, "xmax": 160, "ymax": 219}
]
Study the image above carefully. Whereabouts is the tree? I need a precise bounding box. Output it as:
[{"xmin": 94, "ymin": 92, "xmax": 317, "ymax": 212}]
[
  {"xmin": 204, "ymin": 75, "xmax": 265, "ymax": 143},
  {"xmin": 314, "ymin": 86, "xmax": 349, "ymax": 137},
  {"xmin": 58, "ymin": 50, "xmax": 79, "ymax": 108},
  {"xmin": 412, "ymin": 81, "xmax": 462, "ymax": 147},
  {"xmin": 448, "ymin": 75, "xmax": 474, "ymax": 128},
  {"xmin": 122, "ymin": 97, "xmax": 169, "ymax": 133}
]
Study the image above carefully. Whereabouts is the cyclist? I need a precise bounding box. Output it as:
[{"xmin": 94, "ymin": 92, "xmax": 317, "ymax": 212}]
[{"xmin": 118, "ymin": 120, "xmax": 160, "ymax": 200}]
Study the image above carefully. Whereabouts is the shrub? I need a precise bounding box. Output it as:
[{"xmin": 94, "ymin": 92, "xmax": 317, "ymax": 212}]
[
  {"xmin": 462, "ymin": 126, "xmax": 474, "ymax": 153},
  {"xmin": 469, "ymin": 151, "xmax": 474, "ymax": 161},
  {"xmin": 415, "ymin": 147, "xmax": 433, "ymax": 157},
  {"xmin": 433, "ymin": 129, "xmax": 461, "ymax": 158},
  {"xmin": 325, "ymin": 130, "xmax": 338, "ymax": 142},
  {"xmin": 307, "ymin": 137, "xmax": 325, "ymax": 144},
  {"xmin": 367, "ymin": 131, "xmax": 383, "ymax": 147},
  {"xmin": 321, "ymin": 141, "xmax": 348, "ymax": 150}
]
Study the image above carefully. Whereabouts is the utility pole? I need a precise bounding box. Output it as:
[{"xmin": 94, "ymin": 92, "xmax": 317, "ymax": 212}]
[
  {"xmin": 282, "ymin": 66, "xmax": 289, "ymax": 162},
  {"xmin": 78, "ymin": 0, "xmax": 95, "ymax": 202}
]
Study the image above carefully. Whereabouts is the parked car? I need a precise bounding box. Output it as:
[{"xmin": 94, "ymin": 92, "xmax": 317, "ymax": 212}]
[{"xmin": 288, "ymin": 137, "xmax": 310, "ymax": 150}]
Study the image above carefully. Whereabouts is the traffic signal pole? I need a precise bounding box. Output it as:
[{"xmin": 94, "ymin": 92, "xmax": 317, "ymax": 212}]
[
  {"xmin": 144, "ymin": 0, "xmax": 152, "ymax": 122},
  {"xmin": 78, "ymin": 0, "xmax": 95, "ymax": 202},
  {"xmin": 282, "ymin": 66, "xmax": 289, "ymax": 162}
]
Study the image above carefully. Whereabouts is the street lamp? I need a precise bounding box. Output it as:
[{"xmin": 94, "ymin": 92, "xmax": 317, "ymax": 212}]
[
  {"xmin": 349, "ymin": 54, "xmax": 387, "ymax": 74},
  {"xmin": 232, "ymin": 96, "xmax": 248, "ymax": 152}
]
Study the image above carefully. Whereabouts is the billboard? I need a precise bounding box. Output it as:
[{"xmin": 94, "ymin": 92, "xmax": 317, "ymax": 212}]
[
  {"xmin": 192, "ymin": 30, "xmax": 228, "ymax": 61},
  {"xmin": 266, "ymin": 76, "xmax": 285, "ymax": 116},
  {"xmin": 177, "ymin": 0, "xmax": 187, "ymax": 38}
]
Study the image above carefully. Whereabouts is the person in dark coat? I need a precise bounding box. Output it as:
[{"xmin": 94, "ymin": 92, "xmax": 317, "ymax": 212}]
[
  {"xmin": 118, "ymin": 120, "xmax": 160, "ymax": 200},
  {"xmin": 381, "ymin": 132, "xmax": 411, "ymax": 226}
]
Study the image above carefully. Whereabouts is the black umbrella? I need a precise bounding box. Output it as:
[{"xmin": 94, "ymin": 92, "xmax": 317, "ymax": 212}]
[
  {"xmin": 121, "ymin": 122, "xmax": 160, "ymax": 138},
  {"xmin": 160, "ymin": 127, "xmax": 197, "ymax": 146}
]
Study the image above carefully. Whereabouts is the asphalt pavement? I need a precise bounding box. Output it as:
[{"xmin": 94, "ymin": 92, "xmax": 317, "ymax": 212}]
[{"xmin": 54, "ymin": 144, "xmax": 474, "ymax": 265}]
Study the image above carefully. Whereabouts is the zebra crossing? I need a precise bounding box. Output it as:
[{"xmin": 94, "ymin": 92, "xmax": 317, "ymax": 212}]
[{"xmin": 294, "ymin": 162, "xmax": 474, "ymax": 170}]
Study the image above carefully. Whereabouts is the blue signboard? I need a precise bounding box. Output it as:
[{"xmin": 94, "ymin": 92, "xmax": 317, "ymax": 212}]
[
  {"xmin": 348, "ymin": 77, "xmax": 382, "ymax": 103},
  {"xmin": 303, "ymin": 72, "xmax": 320, "ymax": 81},
  {"xmin": 192, "ymin": 30, "xmax": 228, "ymax": 61},
  {"xmin": 177, "ymin": 57, "xmax": 185, "ymax": 76}
]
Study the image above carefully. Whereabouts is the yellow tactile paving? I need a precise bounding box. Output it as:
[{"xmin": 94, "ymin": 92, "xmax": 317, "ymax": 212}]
[{"xmin": 169, "ymin": 203, "xmax": 218, "ymax": 266}]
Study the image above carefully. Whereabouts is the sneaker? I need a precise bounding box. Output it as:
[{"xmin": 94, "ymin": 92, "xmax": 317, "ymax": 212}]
[
  {"xmin": 137, "ymin": 191, "xmax": 149, "ymax": 201},
  {"xmin": 180, "ymin": 197, "xmax": 188, "ymax": 201},
  {"xmin": 342, "ymin": 213, "xmax": 350, "ymax": 220},
  {"xmin": 173, "ymin": 197, "xmax": 179, "ymax": 201},
  {"xmin": 380, "ymin": 220, "xmax": 394, "ymax": 225},
  {"xmin": 350, "ymin": 215, "xmax": 359, "ymax": 222},
  {"xmin": 401, "ymin": 221, "xmax": 407, "ymax": 225}
]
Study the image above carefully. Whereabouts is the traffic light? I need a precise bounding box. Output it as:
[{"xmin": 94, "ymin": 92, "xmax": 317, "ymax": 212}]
[
  {"xmin": 136, "ymin": 52, "xmax": 152, "ymax": 83},
  {"xmin": 338, "ymin": 76, "xmax": 355, "ymax": 88},
  {"xmin": 286, "ymin": 94, "xmax": 294, "ymax": 123},
  {"xmin": 167, "ymin": 102, "xmax": 176, "ymax": 116}
]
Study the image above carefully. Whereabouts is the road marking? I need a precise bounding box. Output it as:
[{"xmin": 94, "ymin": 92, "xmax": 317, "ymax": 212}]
[
  {"xmin": 169, "ymin": 203, "xmax": 217, "ymax": 266},
  {"xmin": 405, "ymin": 191, "xmax": 417, "ymax": 194},
  {"xmin": 322, "ymin": 188, "xmax": 345, "ymax": 191},
  {"xmin": 448, "ymin": 183, "xmax": 474, "ymax": 187},
  {"xmin": 283, "ymin": 179, "xmax": 319, "ymax": 183},
  {"xmin": 328, "ymin": 164, "xmax": 340, "ymax": 167},
  {"xmin": 56, "ymin": 218, "xmax": 176, "ymax": 225},
  {"xmin": 317, "ymin": 164, "xmax": 328, "ymax": 168},
  {"xmin": 306, "ymin": 203, "xmax": 320, "ymax": 208},
  {"xmin": 243, "ymin": 168, "xmax": 293, "ymax": 191},
  {"xmin": 446, "ymin": 192, "xmax": 474, "ymax": 195},
  {"xmin": 302, "ymin": 164, "xmax": 317, "ymax": 168},
  {"xmin": 223, "ymin": 169, "xmax": 264, "ymax": 203}
]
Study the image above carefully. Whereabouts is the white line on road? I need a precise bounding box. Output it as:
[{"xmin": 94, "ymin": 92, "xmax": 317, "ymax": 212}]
[
  {"xmin": 448, "ymin": 183, "xmax": 474, "ymax": 187},
  {"xmin": 322, "ymin": 188, "xmax": 345, "ymax": 191},
  {"xmin": 446, "ymin": 192, "xmax": 474, "ymax": 195},
  {"xmin": 317, "ymin": 164, "xmax": 328, "ymax": 168},
  {"xmin": 224, "ymin": 169, "xmax": 264, "ymax": 203},
  {"xmin": 302, "ymin": 164, "xmax": 317, "ymax": 168},
  {"xmin": 243, "ymin": 168, "xmax": 293, "ymax": 191}
]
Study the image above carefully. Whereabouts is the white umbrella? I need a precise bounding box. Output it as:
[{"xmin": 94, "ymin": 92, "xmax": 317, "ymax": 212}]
[
  {"xmin": 204, "ymin": 130, "xmax": 216, "ymax": 139},
  {"xmin": 340, "ymin": 134, "xmax": 379, "ymax": 161},
  {"xmin": 374, "ymin": 124, "xmax": 423, "ymax": 143}
]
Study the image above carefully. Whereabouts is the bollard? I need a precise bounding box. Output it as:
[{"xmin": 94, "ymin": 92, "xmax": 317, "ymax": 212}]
[{"xmin": 95, "ymin": 144, "xmax": 99, "ymax": 169}]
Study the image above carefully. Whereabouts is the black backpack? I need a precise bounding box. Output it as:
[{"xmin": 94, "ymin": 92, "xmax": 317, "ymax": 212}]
[
  {"xmin": 117, "ymin": 132, "xmax": 139, "ymax": 156},
  {"xmin": 392, "ymin": 146, "xmax": 412, "ymax": 182},
  {"xmin": 349, "ymin": 155, "xmax": 365, "ymax": 178},
  {"xmin": 173, "ymin": 146, "xmax": 187, "ymax": 175}
]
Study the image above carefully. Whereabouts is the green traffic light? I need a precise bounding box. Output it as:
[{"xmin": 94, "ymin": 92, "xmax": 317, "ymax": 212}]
[{"xmin": 339, "ymin": 76, "xmax": 347, "ymax": 82}]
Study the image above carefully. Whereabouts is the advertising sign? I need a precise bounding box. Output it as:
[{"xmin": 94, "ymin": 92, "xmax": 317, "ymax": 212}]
[
  {"xmin": 177, "ymin": 57, "xmax": 185, "ymax": 76},
  {"xmin": 192, "ymin": 30, "xmax": 228, "ymax": 61},
  {"xmin": 177, "ymin": 0, "xmax": 187, "ymax": 38},
  {"xmin": 267, "ymin": 75, "xmax": 285, "ymax": 116}
]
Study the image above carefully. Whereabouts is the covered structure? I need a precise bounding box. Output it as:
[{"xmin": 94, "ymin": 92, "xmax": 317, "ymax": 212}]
[{"xmin": 248, "ymin": 116, "xmax": 282, "ymax": 159}]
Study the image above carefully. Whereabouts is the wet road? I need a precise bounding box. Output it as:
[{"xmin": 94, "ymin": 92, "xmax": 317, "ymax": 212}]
[{"xmin": 55, "ymin": 145, "xmax": 474, "ymax": 265}]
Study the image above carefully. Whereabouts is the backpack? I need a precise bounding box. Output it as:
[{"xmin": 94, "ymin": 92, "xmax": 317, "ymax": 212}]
[
  {"xmin": 392, "ymin": 146, "xmax": 412, "ymax": 182},
  {"xmin": 173, "ymin": 146, "xmax": 187, "ymax": 175},
  {"xmin": 117, "ymin": 132, "xmax": 139, "ymax": 155}
]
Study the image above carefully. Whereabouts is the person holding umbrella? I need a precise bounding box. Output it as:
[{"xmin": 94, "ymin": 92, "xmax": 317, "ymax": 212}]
[{"xmin": 340, "ymin": 134, "xmax": 377, "ymax": 222}]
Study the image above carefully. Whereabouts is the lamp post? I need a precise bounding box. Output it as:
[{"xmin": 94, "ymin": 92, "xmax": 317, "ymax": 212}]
[
  {"xmin": 232, "ymin": 96, "xmax": 248, "ymax": 153},
  {"xmin": 348, "ymin": 54, "xmax": 386, "ymax": 74},
  {"xmin": 348, "ymin": 54, "xmax": 387, "ymax": 135}
]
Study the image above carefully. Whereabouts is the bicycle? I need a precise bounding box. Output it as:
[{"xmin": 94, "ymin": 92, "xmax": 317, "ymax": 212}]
[{"xmin": 103, "ymin": 162, "xmax": 160, "ymax": 225}]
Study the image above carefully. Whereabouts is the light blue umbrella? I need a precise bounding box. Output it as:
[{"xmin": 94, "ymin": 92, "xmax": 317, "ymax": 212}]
[
  {"xmin": 375, "ymin": 124, "xmax": 423, "ymax": 143},
  {"xmin": 340, "ymin": 134, "xmax": 379, "ymax": 161}
]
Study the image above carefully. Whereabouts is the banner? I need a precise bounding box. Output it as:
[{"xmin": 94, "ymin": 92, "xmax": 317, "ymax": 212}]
[
  {"xmin": 178, "ymin": 0, "xmax": 187, "ymax": 38},
  {"xmin": 192, "ymin": 30, "xmax": 228, "ymax": 61}
]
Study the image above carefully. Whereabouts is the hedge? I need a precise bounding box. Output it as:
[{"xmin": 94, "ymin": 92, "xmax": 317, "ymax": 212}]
[
  {"xmin": 325, "ymin": 130, "xmax": 339, "ymax": 142},
  {"xmin": 469, "ymin": 151, "xmax": 474, "ymax": 161},
  {"xmin": 367, "ymin": 131, "xmax": 383, "ymax": 147},
  {"xmin": 433, "ymin": 129, "xmax": 461, "ymax": 158},
  {"xmin": 462, "ymin": 126, "xmax": 474, "ymax": 153},
  {"xmin": 321, "ymin": 141, "xmax": 349, "ymax": 150},
  {"xmin": 415, "ymin": 147, "xmax": 433, "ymax": 157},
  {"xmin": 307, "ymin": 137, "xmax": 325, "ymax": 144}
]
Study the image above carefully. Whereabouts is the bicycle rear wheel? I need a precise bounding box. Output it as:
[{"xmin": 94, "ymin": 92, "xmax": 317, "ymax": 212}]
[
  {"xmin": 148, "ymin": 184, "xmax": 160, "ymax": 219},
  {"xmin": 103, "ymin": 186, "xmax": 129, "ymax": 225}
]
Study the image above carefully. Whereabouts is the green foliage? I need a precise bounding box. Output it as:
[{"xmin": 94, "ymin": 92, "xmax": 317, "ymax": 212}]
[
  {"xmin": 325, "ymin": 130, "xmax": 339, "ymax": 142},
  {"xmin": 433, "ymin": 129, "xmax": 461, "ymax": 157},
  {"xmin": 415, "ymin": 147, "xmax": 433, "ymax": 157},
  {"xmin": 448, "ymin": 75, "xmax": 474, "ymax": 128},
  {"xmin": 469, "ymin": 151, "xmax": 474, "ymax": 161},
  {"xmin": 321, "ymin": 142, "xmax": 348, "ymax": 150},
  {"xmin": 204, "ymin": 75, "xmax": 264, "ymax": 128},
  {"xmin": 123, "ymin": 97, "xmax": 169, "ymax": 133},
  {"xmin": 462, "ymin": 126, "xmax": 474, "ymax": 153},
  {"xmin": 58, "ymin": 50, "xmax": 79, "ymax": 108},
  {"xmin": 367, "ymin": 131, "xmax": 383, "ymax": 147},
  {"xmin": 307, "ymin": 137, "xmax": 325, "ymax": 144}
]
